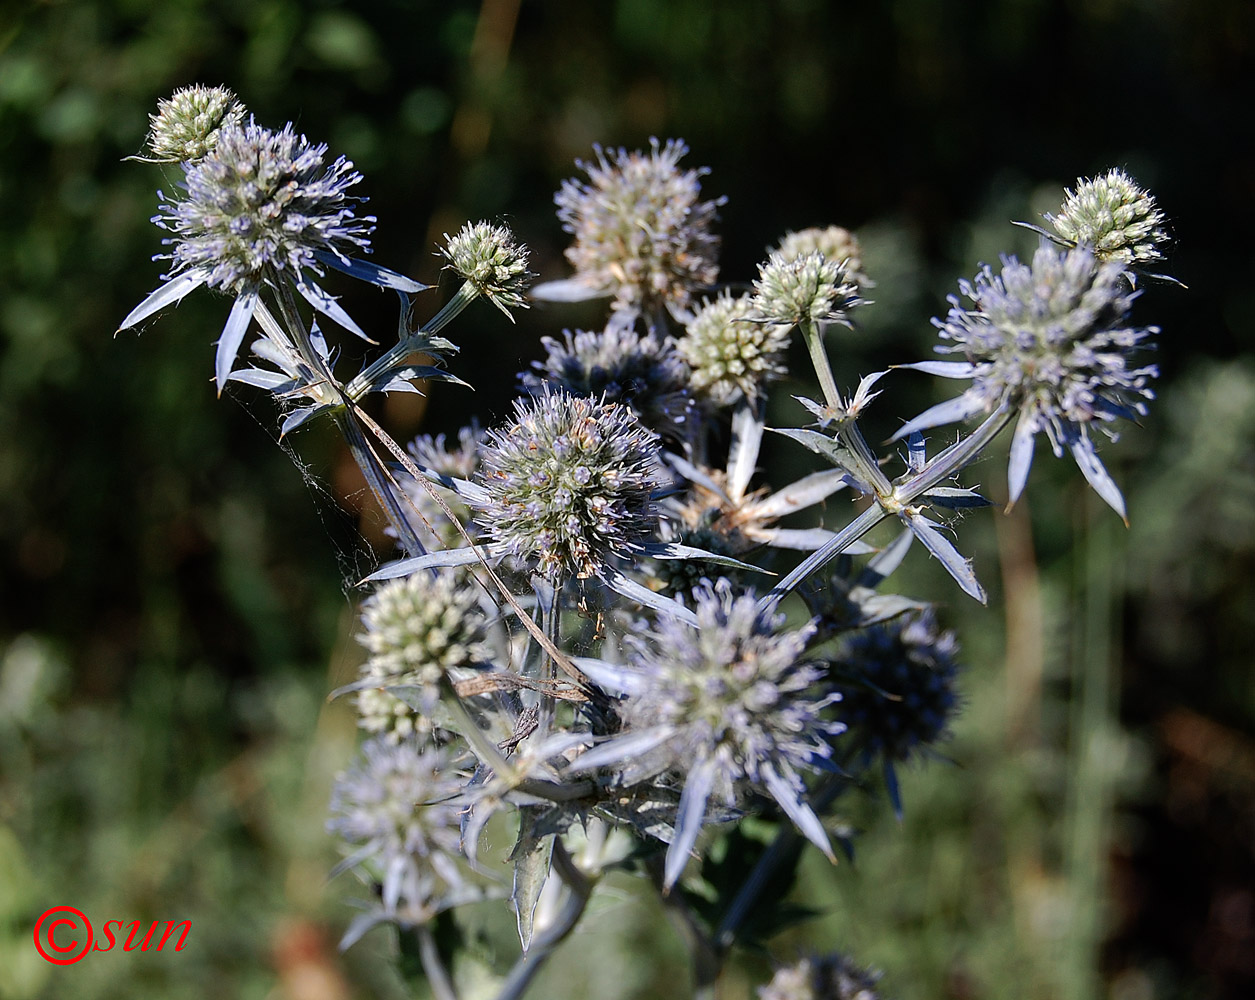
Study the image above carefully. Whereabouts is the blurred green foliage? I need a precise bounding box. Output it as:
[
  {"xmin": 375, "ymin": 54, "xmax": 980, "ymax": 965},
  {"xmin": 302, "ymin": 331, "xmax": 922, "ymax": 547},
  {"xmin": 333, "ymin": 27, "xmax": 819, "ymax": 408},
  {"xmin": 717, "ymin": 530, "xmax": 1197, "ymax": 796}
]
[{"xmin": 2, "ymin": 1, "xmax": 1253, "ymax": 998}]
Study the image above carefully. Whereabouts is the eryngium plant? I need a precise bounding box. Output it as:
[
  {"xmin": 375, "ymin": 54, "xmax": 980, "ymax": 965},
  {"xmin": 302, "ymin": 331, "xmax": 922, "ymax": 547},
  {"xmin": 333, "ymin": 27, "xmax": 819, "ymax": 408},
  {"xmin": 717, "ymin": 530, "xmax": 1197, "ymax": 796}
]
[{"xmin": 120, "ymin": 90, "xmax": 1178, "ymax": 1000}]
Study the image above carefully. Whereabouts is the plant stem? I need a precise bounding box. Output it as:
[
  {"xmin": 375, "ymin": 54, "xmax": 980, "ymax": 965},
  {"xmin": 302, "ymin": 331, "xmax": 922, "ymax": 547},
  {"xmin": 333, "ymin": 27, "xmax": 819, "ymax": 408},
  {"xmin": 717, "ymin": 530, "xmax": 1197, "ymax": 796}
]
[
  {"xmin": 799, "ymin": 319, "xmax": 843, "ymax": 412},
  {"xmin": 335, "ymin": 408, "xmax": 429, "ymax": 557},
  {"xmin": 417, "ymin": 926, "xmax": 460, "ymax": 1000},
  {"xmin": 347, "ymin": 282, "xmax": 478, "ymax": 401},
  {"xmin": 895, "ymin": 404, "xmax": 1014, "ymax": 504}
]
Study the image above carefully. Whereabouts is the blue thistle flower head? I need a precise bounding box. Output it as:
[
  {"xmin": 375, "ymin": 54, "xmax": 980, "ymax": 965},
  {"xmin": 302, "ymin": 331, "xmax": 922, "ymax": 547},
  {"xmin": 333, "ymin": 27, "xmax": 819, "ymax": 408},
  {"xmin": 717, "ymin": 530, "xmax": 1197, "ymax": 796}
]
[
  {"xmin": 520, "ymin": 327, "xmax": 694, "ymax": 437},
  {"xmin": 158, "ymin": 119, "xmax": 374, "ymax": 295},
  {"xmin": 834, "ymin": 610, "xmax": 960, "ymax": 764},
  {"xmin": 900, "ymin": 244, "xmax": 1159, "ymax": 518},
  {"xmin": 327, "ymin": 738, "xmax": 467, "ymax": 921},
  {"xmin": 582, "ymin": 580, "xmax": 841, "ymax": 886},
  {"xmin": 476, "ymin": 388, "xmax": 665, "ymax": 580},
  {"xmin": 551, "ymin": 138, "xmax": 724, "ymax": 317}
]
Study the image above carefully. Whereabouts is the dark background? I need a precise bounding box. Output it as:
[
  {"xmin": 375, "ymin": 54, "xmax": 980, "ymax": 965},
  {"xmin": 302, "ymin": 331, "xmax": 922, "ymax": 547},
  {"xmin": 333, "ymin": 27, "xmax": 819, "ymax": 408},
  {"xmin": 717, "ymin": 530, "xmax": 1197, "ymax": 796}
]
[{"xmin": 1, "ymin": 2, "xmax": 1252, "ymax": 998}]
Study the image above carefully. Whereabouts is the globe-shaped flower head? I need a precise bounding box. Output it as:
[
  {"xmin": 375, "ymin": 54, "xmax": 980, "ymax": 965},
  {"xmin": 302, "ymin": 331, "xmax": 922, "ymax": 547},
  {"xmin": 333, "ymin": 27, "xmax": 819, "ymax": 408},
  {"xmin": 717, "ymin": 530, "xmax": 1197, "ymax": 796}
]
[
  {"xmin": 834, "ymin": 610, "xmax": 960, "ymax": 765},
  {"xmin": 327, "ymin": 738, "xmax": 467, "ymax": 922},
  {"xmin": 354, "ymin": 569, "xmax": 490, "ymax": 742},
  {"xmin": 897, "ymin": 244, "xmax": 1159, "ymax": 519},
  {"xmin": 574, "ymin": 580, "xmax": 842, "ymax": 887},
  {"xmin": 476, "ymin": 388, "xmax": 666, "ymax": 581},
  {"xmin": 548, "ymin": 138, "xmax": 724, "ymax": 317},
  {"xmin": 751, "ymin": 251, "xmax": 862, "ymax": 328},
  {"xmin": 440, "ymin": 221, "xmax": 533, "ymax": 318},
  {"xmin": 120, "ymin": 117, "xmax": 388, "ymax": 391},
  {"xmin": 774, "ymin": 225, "xmax": 872, "ymax": 289},
  {"xmin": 678, "ymin": 291, "xmax": 789, "ymax": 406},
  {"xmin": 138, "ymin": 84, "xmax": 246, "ymax": 163},
  {"xmin": 520, "ymin": 326, "xmax": 694, "ymax": 437},
  {"xmin": 158, "ymin": 119, "xmax": 374, "ymax": 297},
  {"xmin": 1044, "ymin": 168, "xmax": 1170, "ymax": 268}
]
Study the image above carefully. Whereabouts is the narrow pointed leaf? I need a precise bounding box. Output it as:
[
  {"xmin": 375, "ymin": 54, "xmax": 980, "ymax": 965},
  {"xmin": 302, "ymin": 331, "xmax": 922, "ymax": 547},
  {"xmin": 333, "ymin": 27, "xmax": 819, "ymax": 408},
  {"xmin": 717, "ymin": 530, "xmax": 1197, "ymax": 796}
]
[
  {"xmin": 640, "ymin": 541, "xmax": 769, "ymax": 575},
  {"xmin": 117, "ymin": 270, "xmax": 208, "ymax": 331},
  {"xmin": 762, "ymin": 764, "xmax": 834, "ymax": 860},
  {"xmin": 314, "ymin": 251, "xmax": 429, "ymax": 292},
  {"xmin": 664, "ymin": 453, "xmax": 732, "ymax": 504},
  {"xmin": 1070, "ymin": 436, "xmax": 1127, "ymax": 522},
  {"xmin": 338, "ymin": 911, "xmax": 392, "ymax": 951},
  {"xmin": 728, "ymin": 402, "xmax": 764, "ymax": 500},
  {"xmin": 757, "ymin": 503, "xmax": 889, "ymax": 613},
  {"xmin": 921, "ymin": 486, "xmax": 993, "ymax": 509},
  {"xmin": 279, "ymin": 406, "xmax": 319, "ymax": 437},
  {"xmin": 752, "ymin": 527, "xmax": 876, "ymax": 554},
  {"xmin": 857, "ymin": 527, "xmax": 914, "ymax": 588},
  {"xmin": 529, "ymin": 277, "xmax": 610, "ymax": 303},
  {"xmin": 1007, "ymin": 412, "xmax": 1037, "ymax": 505},
  {"xmin": 750, "ymin": 469, "xmax": 851, "ymax": 520},
  {"xmin": 603, "ymin": 570, "xmax": 698, "ymax": 627},
  {"xmin": 567, "ymin": 727, "xmax": 675, "ymax": 773},
  {"xmin": 665, "ymin": 756, "xmax": 718, "ymax": 888},
  {"xmin": 510, "ymin": 813, "xmax": 553, "ymax": 953},
  {"xmin": 907, "ymin": 431, "xmax": 927, "ymax": 473},
  {"xmin": 215, "ymin": 290, "xmax": 259, "ymax": 393},
  {"xmin": 904, "ymin": 511, "xmax": 986, "ymax": 603},
  {"xmin": 850, "ymin": 369, "xmax": 891, "ymax": 408},
  {"xmin": 228, "ymin": 369, "xmax": 298, "ymax": 391},
  {"xmin": 890, "ymin": 393, "xmax": 986, "ymax": 441},
  {"xmin": 895, "ymin": 360, "xmax": 977, "ymax": 379},
  {"xmin": 361, "ymin": 545, "xmax": 482, "ymax": 583},
  {"xmin": 567, "ymin": 656, "xmax": 649, "ymax": 697},
  {"xmin": 297, "ymin": 280, "xmax": 373, "ymax": 343}
]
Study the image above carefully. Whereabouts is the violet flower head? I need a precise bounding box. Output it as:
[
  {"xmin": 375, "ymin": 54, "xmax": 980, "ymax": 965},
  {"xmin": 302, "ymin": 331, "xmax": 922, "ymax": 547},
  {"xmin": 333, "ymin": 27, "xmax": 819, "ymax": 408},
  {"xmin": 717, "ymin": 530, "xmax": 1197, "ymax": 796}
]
[
  {"xmin": 898, "ymin": 244, "xmax": 1159, "ymax": 519},
  {"xmin": 574, "ymin": 580, "xmax": 841, "ymax": 887},
  {"xmin": 835, "ymin": 609, "xmax": 960, "ymax": 765},
  {"xmin": 120, "ymin": 113, "xmax": 423, "ymax": 392},
  {"xmin": 545, "ymin": 138, "xmax": 723, "ymax": 317},
  {"xmin": 476, "ymin": 388, "xmax": 665, "ymax": 580},
  {"xmin": 158, "ymin": 119, "xmax": 374, "ymax": 296},
  {"xmin": 327, "ymin": 738, "xmax": 467, "ymax": 923}
]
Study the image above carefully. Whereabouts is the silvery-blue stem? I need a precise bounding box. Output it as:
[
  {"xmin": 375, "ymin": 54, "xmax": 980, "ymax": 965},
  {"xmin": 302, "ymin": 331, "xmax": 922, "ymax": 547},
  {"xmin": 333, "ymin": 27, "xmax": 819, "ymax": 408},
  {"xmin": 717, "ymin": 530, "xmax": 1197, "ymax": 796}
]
[
  {"xmin": 347, "ymin": 282, "xmax": 478, "ymax": 401},
  {"xmin": 894, "ymin": 404, "xmax": 1014, "ymax": 504}
]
